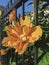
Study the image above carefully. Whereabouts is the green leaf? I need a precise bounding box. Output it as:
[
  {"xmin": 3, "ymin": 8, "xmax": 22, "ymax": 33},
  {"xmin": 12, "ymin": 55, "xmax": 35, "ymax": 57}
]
[
  {"xmin": 12, "ymin": 62, "xmax": 16, "ymax": 65},
  {"xmin": 38, "ymin": 52, "xmax": 49, "ymax": 65}
]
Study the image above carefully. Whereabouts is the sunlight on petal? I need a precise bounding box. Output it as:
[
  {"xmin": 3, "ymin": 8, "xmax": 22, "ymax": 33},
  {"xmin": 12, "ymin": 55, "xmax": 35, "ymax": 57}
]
[
  {"xmin": 29, "ymin": 26, "xmax": 43, "ymax": 42},
  {"xmin": 20, "ymin": 16, "xmax": 32, "ymax": 27}
]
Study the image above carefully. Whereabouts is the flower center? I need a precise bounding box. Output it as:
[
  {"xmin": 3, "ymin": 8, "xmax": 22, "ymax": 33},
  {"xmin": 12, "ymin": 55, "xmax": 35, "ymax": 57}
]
[{"xmin": 20, "ymin": 34, "xmax": 26, "ymax": 41}]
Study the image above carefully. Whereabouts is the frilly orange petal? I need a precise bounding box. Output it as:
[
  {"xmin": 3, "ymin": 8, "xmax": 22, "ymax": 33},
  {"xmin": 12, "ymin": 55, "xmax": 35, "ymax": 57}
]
[
  {"xmin": 1, "ymin": 49, "xmax": 7, "ymax": 55},
  {"xmin": 4, "ymin": 24, "xmax": 17, "ymax": 37},
  {"xmin": 18, "ymin": 43, "xmax": 28, "ymax": 55},
  {"xmin": 29, "ymin": 26, "xmax": 43, "ymax": 42},
  {"xmin": 9, "ymin": 10, "xmax": 16, "ymax": 22},
  {"xmin": 20, "ymin": 16, "xmax": 32, "ymax": 27},
  {"xmin": 13, "ymin": 22, "xmax": 23, "ymax": 35},
  {"xmin": 15, "ymin": 40, "xmax": 29, "ymax": 55},
  {"xmin": 22, "ymin": 26, "xmax": 31, "ymax": 36},
  {"xmin": 2, "ymin": 37, "xmax": 9, "ymax": 47},
  {"xmin": 4, "ymin": 23, "xmax": 22, "ymax": 38},
  {"xmin": 9, "ymin": 13, "xmax": 16, "ymax": 22},
  {"xmin": 2, "ymin": 36, "xmax": 20, "ymax": 48}
]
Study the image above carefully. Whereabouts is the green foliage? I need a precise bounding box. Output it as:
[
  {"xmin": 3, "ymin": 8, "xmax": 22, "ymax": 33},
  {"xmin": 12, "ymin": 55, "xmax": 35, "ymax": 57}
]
[
  {"xmin": 27, "ymin": 0, "xmax": 49, "ymax": 65},
  {"xmin": 38, "ymin": 0, "xmax": 49, "ymax": 65}
]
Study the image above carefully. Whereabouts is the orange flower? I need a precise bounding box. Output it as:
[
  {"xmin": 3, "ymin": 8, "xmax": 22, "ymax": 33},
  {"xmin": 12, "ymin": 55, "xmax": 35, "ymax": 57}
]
[
  {"xmin": 9, "ymin": 9, "xmax": 16, "ymax": 22},
  {"xmin": 2, "ymin": 20, "xmax": 42, "ymax": 55},
  {"xmin": 0, "ymin": 49, "xmax": 7, "ymax": 55}
]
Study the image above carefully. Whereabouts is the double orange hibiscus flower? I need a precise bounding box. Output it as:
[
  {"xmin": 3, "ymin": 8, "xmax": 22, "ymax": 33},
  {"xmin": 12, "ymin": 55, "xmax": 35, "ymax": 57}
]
[{"xmin": 2, "ymin": 16, "xmax": 43, "ymax": 55}]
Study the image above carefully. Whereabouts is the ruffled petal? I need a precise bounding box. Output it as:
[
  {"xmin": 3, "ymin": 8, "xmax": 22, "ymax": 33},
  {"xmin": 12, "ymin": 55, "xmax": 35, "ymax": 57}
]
[
  {"xmin": 15, "ymin": 40, "xmax": 29, "ymax": 55},
  {"xmin": 2, "ymin": 36, "xmax": 20, "ymax": 48},
  {"xmin": 9, "ymin": 9, "xmax": 16, "ymax": 21},
  {"xmin": 29, "ymin": 26, "xmax": 43, "ymax": 42},
  {"xmin": 4, "ymin": 23, "xmax": 22, "ymax": 38},
  {"xmin": 4, "ymin": 24, "xmax": 18, "ymax": 37},
  {"xmin": 0, "ymin": 49, "xmax": 7, "ymax": 55},
  {"xmin": 20, "ymin": 16, "xmax": 32, "ymax": 27},
  {"xmin": 22, "ymin": 26, "xmax": 31, "ymax": 36},
  {"xmin": 13, "ymin": 22, "xmax": 23, "ymax": 35}
]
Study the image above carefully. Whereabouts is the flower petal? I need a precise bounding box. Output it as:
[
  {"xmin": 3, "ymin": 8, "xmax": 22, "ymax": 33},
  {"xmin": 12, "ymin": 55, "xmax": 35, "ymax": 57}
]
[
  {"xmin": 0, "ymin": 49, "xmax": 7, "ymax": 55},
  {"xmin": 2, "ymin": 36, "xmax": 20, "ymax": 48},
  {"xmin": 5, "ymin": 24, "xmax": 21, "ymax": 38},
  {"xmin": 15, "ymin": 40, "xmax": 29, "ymax": 55},
  {"xmin": 29, "ymin": 26, "xmax": 43, "ymax": 42},
  {"xmin": 23, "ymin": 26, "xmax": 31, "ymax": 36},
  {"xmin": 13, "ymin": 22, "xmax": 23, "ymax": 35},
  {"xmin": 20, "ymin": 16, "xmax": 32, "ymax": 27},
  {"xmin": 9, "ymin": 9, "xmax": 16, "ymax": 22}
]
